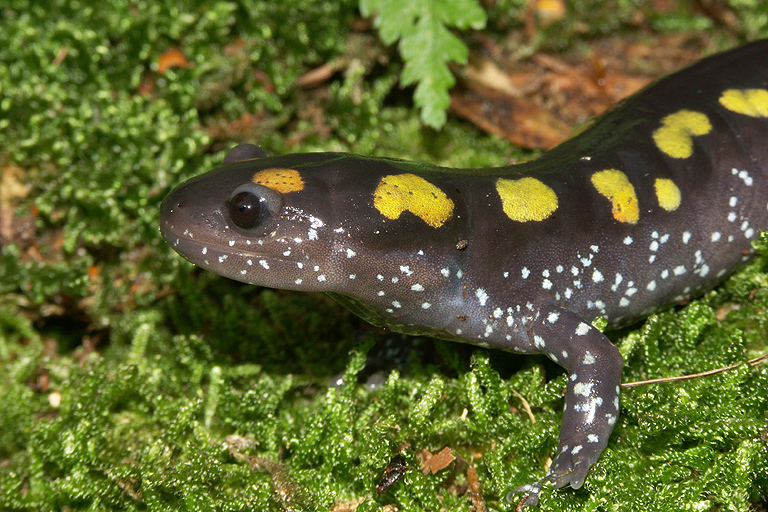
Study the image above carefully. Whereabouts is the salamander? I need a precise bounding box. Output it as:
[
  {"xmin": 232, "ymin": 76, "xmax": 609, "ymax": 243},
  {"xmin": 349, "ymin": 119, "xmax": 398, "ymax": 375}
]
[{"xmin": 160, "ymin": 39, "xmax": 768, "ymax": 507}]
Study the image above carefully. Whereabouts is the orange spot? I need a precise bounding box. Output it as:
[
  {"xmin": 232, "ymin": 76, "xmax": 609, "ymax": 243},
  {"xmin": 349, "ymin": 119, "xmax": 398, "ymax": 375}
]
[{"xmin": 252, "ymin": 168, "xmax": 304, "ymax": 193}]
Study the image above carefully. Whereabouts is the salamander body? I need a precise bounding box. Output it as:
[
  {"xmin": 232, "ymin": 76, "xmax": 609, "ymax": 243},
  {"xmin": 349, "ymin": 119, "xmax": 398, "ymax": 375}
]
[{"xmin": 160, "ymin": 40, "xmax": 768, "ymax": 506}]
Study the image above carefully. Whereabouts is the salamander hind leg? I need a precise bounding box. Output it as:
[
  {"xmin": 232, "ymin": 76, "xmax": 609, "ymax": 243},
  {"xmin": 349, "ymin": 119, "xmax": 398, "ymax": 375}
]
[{"xmin": 509, "ymin": 306, "xmax": 623, "ymax": 508}]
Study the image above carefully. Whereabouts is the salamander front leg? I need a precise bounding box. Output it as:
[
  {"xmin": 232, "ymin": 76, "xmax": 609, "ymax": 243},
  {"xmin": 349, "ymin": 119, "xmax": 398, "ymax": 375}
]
[{"xmin": 509, "ymin": 306, "xmax": 623, "ymax": 508}]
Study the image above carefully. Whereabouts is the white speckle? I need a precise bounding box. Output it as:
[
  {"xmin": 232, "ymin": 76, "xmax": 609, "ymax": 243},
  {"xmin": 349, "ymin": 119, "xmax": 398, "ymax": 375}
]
[
  {"xmin": 201, "ymin": 247, "xmax": 207, "ymax": 255},
  {"xmin": 534, "ymin": 335, "xmax": 546, "ymax": 348},
  {"xmin": 283, "ymin": 251, "xmax": 291, "ymax": 257},
  {"xmin": 673, "ymin": 265, "xmax": 686, "ymax": 276},
  {"xmin": 595, "ymin": 300, "xmax": 605, "ymax": 310},
  {"xmin": 297, "ymin": 262, "xmax": 304, "ymax": 269},
  {"xmin": 457, "ymin": 270, "xmax": 463, "ymax": 278},
  {"xmin": 240, "ymin": 269, "xmax": 246, "ymax": 275},
  {"xmin": 293, "ymin": 237, "xmax": 302, "ymax": 243},
  {"xmin": 494, "ymin": 308, "xmax": 503, "ymax": 318},
  {"xmin": 711, "ymin": 232, "xmax": 721, "ymax": 242},
  {"xmin": 573, "ymin": 279, "xmax": 582, "ymax": 289},
  {"xmin": 228, "ymin": 240, "xmax": 235, "ymax": 247},
  {"xmin": 440, "ymin": 268, "xmax": 450, "ymax": 277},
  {"xmin": 649, "ymin": 255, "xmax": 656, "ymax": 264},
  {"xmin": 729, "ymin": 196, "xmax": 738, "ymax": 207},
  {"xmin": 623, "ymin": 236, "xmax": 633, "ymax": 245},
  {"xmin": 591, "ymin": 245, "xmax": 599, "ymax": 253},
  {"xmin": 418, "ymin": 250, "xmax": 424, "ymax": 256},
  {"xmin": 317, "ymin": 275, "xmax": 326, "ymax": 282},
  {"xmin": 625, "ymin": 287, "xmax": 637, "ymax": 297},
  {"xmin": 313, "ymin": 265, "xmax": 320, "ymax": 271},
  {"xmin": 745, "ymin": 228, "xmax": 755, "ymax": 238},
  {"xmin": 349, "ymin": 274, "xmax": 356, "ymax": 280},
  {"xmin": 392, "ymin": 301, "xmax": 401, "ymax": 308},
  {"xmin": 400, "ymin": 265, "xmax": 413, "ymax": 276},
  {"xmin": 717, "ymin": 269, "xmax": 727, "ymax": 277},
  {"xmin": 308, "ymin": 228, "xmax": 318, "ymax": 240},
  {"xmin": 246, "ymin": 259, "xmax": 253, "ymax": 266},
  {"xmin": 728, "ymin": 212, "xmax": 738, "ymax": 222},
  {"xmin": 295, "ymin": 278, "xmax": 302, "ymax": 285},
  {"xmin": 650, "ymin": 241, "xmax": 659, "ymax": 252},
  {"xmin": 259, "ymin": 260, "xmax": 270, "ymax": 269},
  {"xmin": 619, "ymin": 297, "xmax": 630, "ymax": 307},
  {"xmin": 542, "ymin": 269, "xmax": 550, "ymax": 278},
  {"xmin": 522, "ymin": 267, "xmax": 530, "ymax": 279},
  {"xmin": 574, "ymin": 382, "xmax": 593, "ymax": 397},
  {"xmin": 484, "ymin": 325, "xmax": 494, "ymax": 337},
  {"xmin": 698, "ymin": 265, "xmax": 709, "ymax": 277},
  {"xmin": 571, "ymin": 445, "xmax": 583, "ymax": 455},
  {"xmin": 738, "ymin": 169, "xmax": 753, "ymax": 186},
  {"xmin": 556, "ymin": 265, "xmax": 564, "ymax": 273},
  {"xmin": 503, "ymin": 271, "xmax": 509, "ymax": 278},
  {"xmin": 377, "ymin": 274, "xmax": 384, "ymax": 281},
  {"xmin": 218, "ymin": 255, "xmax": 228, "ymax": 263},
  {"xmin": 682, "ymin": 231, "xmax": 691, "ymax": 244},
  {"xmin": 422, "ymin": 302, "xmax": 431, "ymax": 309},
  {"xmin": 411, "ymin": 284, "xmax": 424, "ymax": 292},
  {"xmin": 564, "ymin": 288, "xmax": 573, "ymax": 299},
  {"xmin": 561, "ymin": 350, "xmax": 568, "ymax": 359},
  {"xmin": 542, "ymin": 279, "xmax": 552, "ymax": 289},
  {"xmin": 346, "ymin": 248, "xmax": 356, "ymax": 258},
  {"xmin": 587, "ymin": 434, "xmax": 599, "ymax": 443},
  {"xmin": 548, "ymin": 311, "xmax": 560, "ymax": 323},
  {"xmin": 571, "ymin": 266, "xmax": 579, "ymax": 276},
  {"xmin": 575, "ymin": 322, "xmax": 590, "ymax": 336},
  {"xmin": 376, "ymin": 290, "xmax": 386, "ymax": 297},
  {"xmin": 392, "ymin": 277, "xmax": 398, "ymax": 283},
  {"xmin": 475, "ymin": 288, "xmax": 488, "ymax": 306},
  {"xmin": 611, "ymin": 273, "xmax": 623, "ymax": 292},
  {"xmin": 386, "ymin": 308, "xmax": 393, "ymax": 314},
  {"xmin": 506, "ymin": 316, "xmax": 514, "ymax": 327},
  {"xmin": 661, "ymin": 269, "xmax": 669, "ymax": 279},
  {"xmin": 580, "ymin": 257, "xmax": 592, "ymax": 267},
  {"xmin": 741, "ymin": 220, "xmax": 750, "ymax": 232},
  {"xmin": 592, "ymin": 270, "xmax": 603, "ymax": 283}
]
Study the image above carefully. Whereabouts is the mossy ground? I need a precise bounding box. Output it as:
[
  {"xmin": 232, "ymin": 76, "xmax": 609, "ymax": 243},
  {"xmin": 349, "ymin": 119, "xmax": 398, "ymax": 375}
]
[{"xmin": 1, "ymin": 1, "xmax": 768, "ymax": 510}]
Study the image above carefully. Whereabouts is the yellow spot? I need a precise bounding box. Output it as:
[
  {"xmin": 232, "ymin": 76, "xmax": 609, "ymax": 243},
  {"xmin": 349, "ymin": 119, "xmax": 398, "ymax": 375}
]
[
  {"xmin": 252, "ymin": 168, "xmax": 304, "ymax": 193},
  {"xmin": 495, "ymin": 177, "xmax": 558, "ymax": 222},
  {"xmin": 719, "ymin": 89, "xmax": 768, "ymax": 118},
  {"xmin": 373, "ymin": 174, "xmax": 454, "ymax": 228},
  {"xmin": 654, "ymin": 178, "xmax": 681, "ymax": 211},
  {"xmin": 591, "ymin": 169, "xmax": 639, "ymax": 224},
  {"xmin": 652, "ymin": 110, "xmax": 712, "ymax": 159}
]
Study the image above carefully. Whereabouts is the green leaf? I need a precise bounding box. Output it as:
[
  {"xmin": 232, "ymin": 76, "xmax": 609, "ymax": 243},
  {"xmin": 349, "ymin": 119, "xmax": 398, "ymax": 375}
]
[{"xmin": 360, "ymin": 0, "xmax": 486, "ymax": 128}]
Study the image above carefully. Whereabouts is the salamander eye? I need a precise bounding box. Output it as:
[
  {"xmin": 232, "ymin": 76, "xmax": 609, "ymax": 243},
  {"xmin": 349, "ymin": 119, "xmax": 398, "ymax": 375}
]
[
  {"xmin": 226, "ymin": 182, "xmax": 283, "ymax": 234},
  {"xmin": 229, "ymin": 191, "xmax": 267, "ymax": 229}
]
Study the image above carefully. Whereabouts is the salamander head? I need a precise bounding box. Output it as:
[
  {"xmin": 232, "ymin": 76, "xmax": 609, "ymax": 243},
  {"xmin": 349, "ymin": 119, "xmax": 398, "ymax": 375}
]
[
  {"xmin": 161, "ymin": 144, "xmax": 470, "ymax": 332},
  {"xmin": 160, "ymin": 144, "xmax": 353, "ymax": 292}
]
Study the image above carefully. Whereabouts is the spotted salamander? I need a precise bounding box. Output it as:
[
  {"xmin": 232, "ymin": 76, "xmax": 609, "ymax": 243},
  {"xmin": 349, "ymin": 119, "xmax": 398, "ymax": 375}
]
[{"xmin": 160, "ymin": 40, "xmax": 768, "ymax": 507}]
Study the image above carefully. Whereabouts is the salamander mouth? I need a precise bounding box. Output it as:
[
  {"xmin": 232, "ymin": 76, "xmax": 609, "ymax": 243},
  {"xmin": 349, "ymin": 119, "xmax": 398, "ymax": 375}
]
[
  {"xmin": 160, "ymin": 225, "xmax": 300, "ymax": 263},
  {"xmin": 160, "ymin": 224, "xmax": 335, "ymax": 291}
]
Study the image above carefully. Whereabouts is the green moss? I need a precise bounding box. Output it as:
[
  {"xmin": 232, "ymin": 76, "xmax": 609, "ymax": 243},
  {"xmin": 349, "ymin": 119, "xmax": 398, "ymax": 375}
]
[{"xmin": 1, "ymin": 0, "xmax": 768, "ymax": 510}]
